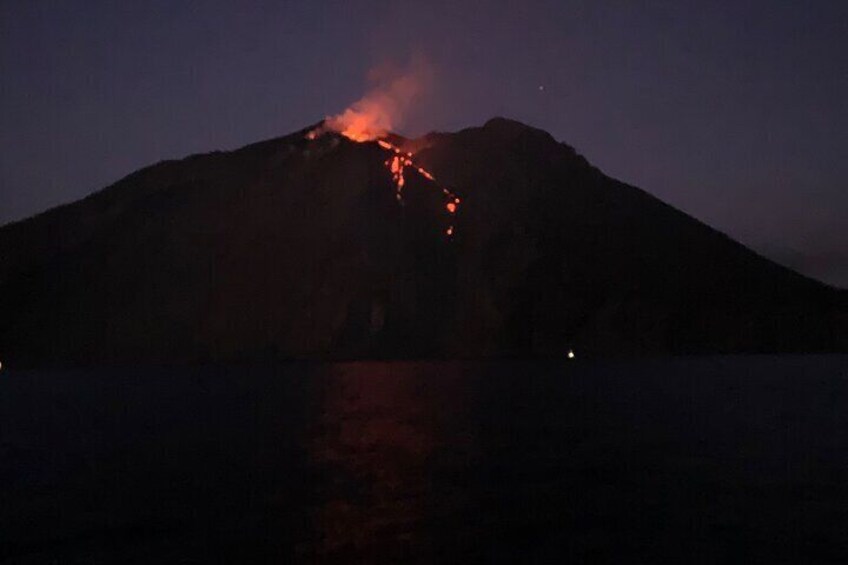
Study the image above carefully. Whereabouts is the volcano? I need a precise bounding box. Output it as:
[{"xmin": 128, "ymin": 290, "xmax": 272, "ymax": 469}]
[{"xmin": 0, "ymin": 118, "xmax": 845, "ymax": 367}]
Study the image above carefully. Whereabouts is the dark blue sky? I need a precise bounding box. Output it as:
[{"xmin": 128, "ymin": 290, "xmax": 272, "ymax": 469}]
[{"xmin": 2, "ymin": 1, "xmax": 846, "ymax": 285}]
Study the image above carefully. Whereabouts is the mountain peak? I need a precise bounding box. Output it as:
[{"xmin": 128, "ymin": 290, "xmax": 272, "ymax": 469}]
[
  {"xmin": 483, "ymin": 116, "xmax": 537, "ymax": 130},
  {"xmin": 0, "ymin": 119, "xmax": 844, "ymax": 367},
  {"xmin": 480, "ymin": 117, "xmax": 556, "ymax": 141}
]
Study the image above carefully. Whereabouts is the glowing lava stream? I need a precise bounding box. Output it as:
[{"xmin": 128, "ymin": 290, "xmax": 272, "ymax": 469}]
[
  {"xmin": 305, "ymin": 123, "xmax": 462, "ymax": 237},
  {"xmin": 375, "ymin": 139, "xmax": 461, "ymax": 237}
]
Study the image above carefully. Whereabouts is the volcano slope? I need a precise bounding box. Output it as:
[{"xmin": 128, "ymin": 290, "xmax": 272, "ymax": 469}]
[{"xmin": 0, "ymin": 118, "xmax": 845, "ymax": 367}]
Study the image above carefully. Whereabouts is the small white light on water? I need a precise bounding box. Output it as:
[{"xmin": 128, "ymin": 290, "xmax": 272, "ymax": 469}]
[{"xmin": 567, "ymin": 350, "xmax": 575, "ymax": 359}]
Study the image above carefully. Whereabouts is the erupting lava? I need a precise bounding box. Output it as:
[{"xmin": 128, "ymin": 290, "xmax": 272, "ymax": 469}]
[
  {"xmin": 375, "ymin": 139, "xmax": 461, "ymax": 237},
  {"xmin": 307, "ymin": 127, "xmax": 462, "ymax": 238},
  {"xmin": 375, "ymin": 137, "xmax": 461, "ymax": 238},
  {"xmin": 304, "ymin": 60, "xmax": 458, "ymax": 236}
]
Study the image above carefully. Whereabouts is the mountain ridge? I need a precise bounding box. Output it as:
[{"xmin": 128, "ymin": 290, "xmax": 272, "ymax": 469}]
[{"xmin": 0, "ymin": 117, "xmax": 844, "ymax": 367}]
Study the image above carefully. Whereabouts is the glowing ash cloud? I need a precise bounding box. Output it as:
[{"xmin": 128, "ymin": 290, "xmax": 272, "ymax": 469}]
[
  {"xmin": 304, "ymin": 58, "xmax": 458, "ymax": 238},
  {"xmin": 323, "ymin": 59, "xmax": 431, "ymax": 142}
]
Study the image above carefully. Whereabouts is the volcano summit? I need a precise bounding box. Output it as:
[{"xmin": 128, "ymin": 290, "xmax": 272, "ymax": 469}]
[{"xmin": 0, "ymin": 118, "xmax": 845, "ymax": 367}]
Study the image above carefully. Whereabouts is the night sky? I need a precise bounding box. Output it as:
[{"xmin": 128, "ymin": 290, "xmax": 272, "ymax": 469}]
[{"xmin": 2, "ymin": 1, "xmax": 846, "ymax": 286}]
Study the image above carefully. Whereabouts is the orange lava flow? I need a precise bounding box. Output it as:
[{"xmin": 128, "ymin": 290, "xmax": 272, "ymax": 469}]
[
  {"xmin": 307, "ymin": 131, "xmax": 461, "ymax": 238},
  {"xmin": 331, "ymin": 113, "xmax": 387, "ymax": 142},
  {"xmin": 372, "ymin": 138, "xmax": 461, "ymax": 238}
]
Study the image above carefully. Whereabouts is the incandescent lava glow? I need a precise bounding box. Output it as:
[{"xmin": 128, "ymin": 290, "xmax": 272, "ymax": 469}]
[
  {"xmin": 321, "ymin": 59, "xmax": 429, "ymax": 142},
  {"xmin": 305, "ymin": 60, "xmax": 459, "ymax": 236},
  {"xmin": 308, "ymin": 119, "xmax": 462, "ymax": 238},
  {"xmin": 373, "ymin": 137, "xmax": 462, "ymax": 237},
  {"xmin": 327, "ymin": 108, "xmax": 389, "ymax": 142}
]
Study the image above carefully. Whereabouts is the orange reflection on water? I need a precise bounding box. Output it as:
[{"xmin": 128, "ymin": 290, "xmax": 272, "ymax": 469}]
[{"xmin": 305, "ymin": 363, "xmax": 474, "ymax": 560}]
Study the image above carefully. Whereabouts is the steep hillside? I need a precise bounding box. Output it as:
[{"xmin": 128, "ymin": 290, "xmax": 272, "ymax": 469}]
[{"xmin": 0, "ymin": 118, "xmax": 844, "ymax": 367}]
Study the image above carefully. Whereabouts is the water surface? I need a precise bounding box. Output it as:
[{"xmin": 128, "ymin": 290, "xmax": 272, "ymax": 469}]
[{"xmin": 1, "ymin": 357, "xmax": 847, "ymax": 563}]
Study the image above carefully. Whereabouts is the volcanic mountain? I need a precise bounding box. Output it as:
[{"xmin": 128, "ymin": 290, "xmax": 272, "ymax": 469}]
[{"xmin": 0, "ymin": 118, "xmax": 845, "ymax": 367}]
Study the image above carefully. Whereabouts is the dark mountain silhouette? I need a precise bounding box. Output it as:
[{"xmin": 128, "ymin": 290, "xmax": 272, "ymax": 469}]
[{"xmin": 1, "ymin": 118, "xmax": 845, "ymax": 367}]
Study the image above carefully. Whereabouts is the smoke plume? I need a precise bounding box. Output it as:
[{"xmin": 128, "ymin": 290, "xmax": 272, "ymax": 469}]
[{"xmin": 322, "ymin": 58, "xmax": 432, "ymax": 142}]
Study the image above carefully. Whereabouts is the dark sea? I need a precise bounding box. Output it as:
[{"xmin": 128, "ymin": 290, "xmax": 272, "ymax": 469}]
[{"xmin": 1, "ymin": 357, "xmax": 847, "ymax": 563}]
